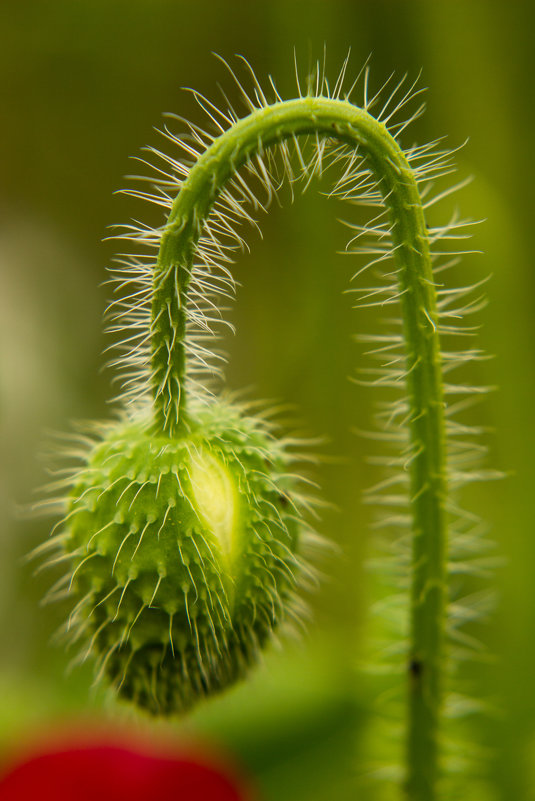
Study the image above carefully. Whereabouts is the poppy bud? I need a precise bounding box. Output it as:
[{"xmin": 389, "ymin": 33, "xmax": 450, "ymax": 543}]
[{"xmin": 56, "ymin": 400, "xmax": 313, "ymax": 715}]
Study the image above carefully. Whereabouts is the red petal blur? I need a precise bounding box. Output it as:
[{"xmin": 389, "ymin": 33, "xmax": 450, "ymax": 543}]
[{"xmin": 0, "ymin": 737, "xmax": 255, "ymax": 801}]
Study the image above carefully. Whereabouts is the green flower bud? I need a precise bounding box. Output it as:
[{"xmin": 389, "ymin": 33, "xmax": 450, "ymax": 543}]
[{"xmin": 58, "ymin": 400, "xmax": 313, "ymax": 716}]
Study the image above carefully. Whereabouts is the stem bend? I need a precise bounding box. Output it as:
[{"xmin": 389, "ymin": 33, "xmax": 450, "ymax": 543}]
[{"xmin": 151, "ymin": 95, "xmax": 447, "ymax": 800}]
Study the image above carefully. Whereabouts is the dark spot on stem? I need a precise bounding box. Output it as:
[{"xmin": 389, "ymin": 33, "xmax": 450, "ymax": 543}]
[{"xmin": 409, "ymin": 658, "xmax": 423, "ymax": 679}]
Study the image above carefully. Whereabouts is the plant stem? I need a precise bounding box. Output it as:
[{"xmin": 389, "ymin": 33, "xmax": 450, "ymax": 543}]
[{"xmin": 151, "ymin": 96, "xmax": 447, "ymax": 798}]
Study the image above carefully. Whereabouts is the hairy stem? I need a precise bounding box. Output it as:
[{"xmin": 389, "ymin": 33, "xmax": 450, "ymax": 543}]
[{"xmin": 151, "ymin": 96, "xmax": 447, "ymax": 799}]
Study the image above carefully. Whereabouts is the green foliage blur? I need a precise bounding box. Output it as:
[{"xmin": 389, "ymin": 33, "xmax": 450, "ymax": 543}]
[{"xmin": 1, "ymin": 1, "xmax": 533, "ymax": 798}]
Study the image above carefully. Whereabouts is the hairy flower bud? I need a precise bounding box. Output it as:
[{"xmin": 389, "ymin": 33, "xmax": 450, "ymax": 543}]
[{"xmin": 57, "ymin": 401, "xmax": 311, "ymax": 715}]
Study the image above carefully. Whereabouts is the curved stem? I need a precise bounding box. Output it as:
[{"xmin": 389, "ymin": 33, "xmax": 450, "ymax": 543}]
[{"xmin": 151, "ymin": 96, "xmax": 447, "ymax": 799}]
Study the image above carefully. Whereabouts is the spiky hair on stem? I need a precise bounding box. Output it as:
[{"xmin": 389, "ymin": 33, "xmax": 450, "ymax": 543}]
[
  {"xmin": 106, "ymin": 51, "xmax": 436, "ymax": 414},
  {"xmin": 105, "ymin": 52, "xmax": 486, "ymax": 423},
  {"xmin": 34, "ymin": 50, "xmax": 497, "ymax": 796}
]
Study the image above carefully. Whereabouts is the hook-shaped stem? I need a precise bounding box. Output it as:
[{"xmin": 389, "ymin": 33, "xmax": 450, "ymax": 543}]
[{"xmin": 151, "ymin": 95, "xmax": 447, "ymax": 800}]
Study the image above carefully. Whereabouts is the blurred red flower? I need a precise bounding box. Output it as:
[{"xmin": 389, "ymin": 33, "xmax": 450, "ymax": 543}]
[{"xmin": 0, "ymin": 732, "xmax": 256, "ymax": 801}]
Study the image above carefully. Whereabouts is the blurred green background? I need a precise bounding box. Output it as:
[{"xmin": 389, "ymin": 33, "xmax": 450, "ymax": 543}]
[{"xmin": 1, "ymin": 1, "xmax": 533, "ymax": 799}]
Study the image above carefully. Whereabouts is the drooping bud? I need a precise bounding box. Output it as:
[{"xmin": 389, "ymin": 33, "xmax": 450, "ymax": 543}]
[{"xmin": 59, "ymin": 400, "xmax": 312, "ymax": 716}]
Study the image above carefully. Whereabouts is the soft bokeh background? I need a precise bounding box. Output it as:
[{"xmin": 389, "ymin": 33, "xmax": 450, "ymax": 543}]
[{"xmin": 1, "ymin": 1, "xmax": 533, "ymax": 799}]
